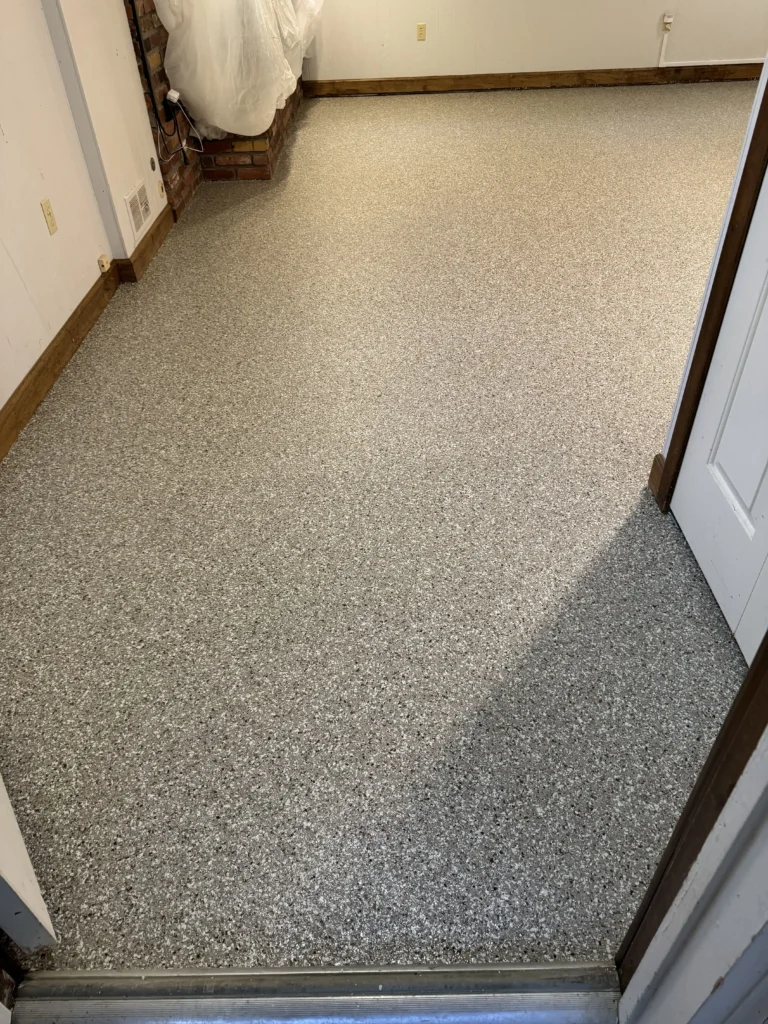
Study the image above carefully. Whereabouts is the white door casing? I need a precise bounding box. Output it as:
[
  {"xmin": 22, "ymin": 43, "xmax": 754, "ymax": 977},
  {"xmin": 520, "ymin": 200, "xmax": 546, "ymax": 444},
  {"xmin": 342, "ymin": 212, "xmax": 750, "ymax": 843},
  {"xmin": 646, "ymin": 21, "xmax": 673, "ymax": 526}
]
[
  {"xmin": 0, "ymin": 772, "xmax": 56, "ymax": 950},
  {"xmin": 619, "ymin": 725, "xmax": 768, "ymax": 1024},
  {"xmin": 671, "ymin": 163, "xmax": 768, "ymax": 665}
]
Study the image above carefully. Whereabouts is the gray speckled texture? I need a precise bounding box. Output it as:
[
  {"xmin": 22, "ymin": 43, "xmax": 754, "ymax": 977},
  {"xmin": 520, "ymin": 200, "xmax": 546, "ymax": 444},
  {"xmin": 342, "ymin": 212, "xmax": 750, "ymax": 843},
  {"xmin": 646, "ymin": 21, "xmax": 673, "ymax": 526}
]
[{"xmin": 0, "ymin": 83, "xmax": 752, "ymax": 971}]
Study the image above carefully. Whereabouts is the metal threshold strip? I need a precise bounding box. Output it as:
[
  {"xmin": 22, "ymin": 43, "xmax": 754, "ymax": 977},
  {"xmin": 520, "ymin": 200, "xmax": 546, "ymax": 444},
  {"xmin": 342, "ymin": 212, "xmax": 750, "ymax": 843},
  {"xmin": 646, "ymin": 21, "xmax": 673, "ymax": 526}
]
[{"xmin": 12, "ymin": 963, "xmax": 619, "ymax": 1024}]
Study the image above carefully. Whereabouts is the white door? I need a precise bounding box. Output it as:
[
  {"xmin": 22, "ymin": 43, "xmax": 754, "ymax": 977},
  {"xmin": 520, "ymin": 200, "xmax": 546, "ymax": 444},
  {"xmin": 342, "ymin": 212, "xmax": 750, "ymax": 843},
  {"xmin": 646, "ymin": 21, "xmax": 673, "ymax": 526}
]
[
  {"xmin": 671, "ymin": 167, "xmax": 768, "ymax": 666},
  {"xmin": 0, "ymin": 771, "xmax": 56, "ymax": 950}
]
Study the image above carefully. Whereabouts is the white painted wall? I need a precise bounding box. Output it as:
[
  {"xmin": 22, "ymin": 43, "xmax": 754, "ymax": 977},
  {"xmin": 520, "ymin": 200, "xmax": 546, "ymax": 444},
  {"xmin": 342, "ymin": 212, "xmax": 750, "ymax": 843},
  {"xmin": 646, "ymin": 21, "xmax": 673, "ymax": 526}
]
[
  {"xmin": 0, "ymin": 1, "xmax": 110, "ymax": 409},
  {"xmin": 44, "ymin": 0, "xmax": 167, "ymax": 259},
  {"xmin": 305, "ymin": 0, "xmax": 768, "ymax": 81},
  {"xmin": 665, "ymin": 0, "xmax": 768, "ymax": 66},
  {"xmin": 1, "ymin": 0, "xmax": 169, "ymax": 413}
]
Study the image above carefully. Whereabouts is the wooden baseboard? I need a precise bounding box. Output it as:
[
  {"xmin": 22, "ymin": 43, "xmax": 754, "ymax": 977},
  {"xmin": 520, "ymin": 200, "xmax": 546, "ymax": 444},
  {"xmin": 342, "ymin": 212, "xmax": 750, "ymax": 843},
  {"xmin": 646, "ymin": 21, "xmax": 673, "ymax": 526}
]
[
  {"xmin": 115, "ymin": 204, "xmax": 174, "ymax": 284},
  {"xmin": 0, "ymin": 266, "xmax": 119, "ymax": 464},
  {"xmin": 304, "ymin": 63, "xmax": 762, "ymax": 98},
  {"xmin": 1, "ymin": 203, "xmax": 176, "ymax": 464}
]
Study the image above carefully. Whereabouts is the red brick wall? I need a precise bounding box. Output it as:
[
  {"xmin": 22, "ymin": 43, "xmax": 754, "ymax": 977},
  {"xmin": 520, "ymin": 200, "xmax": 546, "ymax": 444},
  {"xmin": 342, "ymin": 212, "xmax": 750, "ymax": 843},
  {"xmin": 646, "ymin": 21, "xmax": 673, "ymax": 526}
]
[
  {"xmin": 124, "ymin": 1, "xmax": 302, "ymax": 198},
  {"xmin": 124, "ymin": 0, "xmax": 202, "ymax": 219},
  {"xmin": 200, "ymin": 83, "xmax": 303, "ymax": 181}
]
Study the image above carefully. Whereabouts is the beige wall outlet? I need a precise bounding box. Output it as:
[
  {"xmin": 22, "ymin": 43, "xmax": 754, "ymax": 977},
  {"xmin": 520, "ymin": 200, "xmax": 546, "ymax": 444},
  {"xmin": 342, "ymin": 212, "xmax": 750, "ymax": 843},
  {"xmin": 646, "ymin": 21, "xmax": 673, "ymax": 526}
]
[
  {"xmin": 416, "ymin": 22, "xmax": 427, "ymax": 41},
  {"xmin": 98, "ymin": 254, "xmax": 111, "ymax": 273},
  {"xmin": 40, "ymin": 198, "xmax": 58, "ymax": 235}
]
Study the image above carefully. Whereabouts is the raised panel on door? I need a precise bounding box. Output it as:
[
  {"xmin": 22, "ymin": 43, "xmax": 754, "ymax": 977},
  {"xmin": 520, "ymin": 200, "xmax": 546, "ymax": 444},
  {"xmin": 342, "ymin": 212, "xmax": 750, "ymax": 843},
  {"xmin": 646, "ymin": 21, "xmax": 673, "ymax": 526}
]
[{"xmin": 671, "ymin": 168, "xmax": 768, "ymax": 662}]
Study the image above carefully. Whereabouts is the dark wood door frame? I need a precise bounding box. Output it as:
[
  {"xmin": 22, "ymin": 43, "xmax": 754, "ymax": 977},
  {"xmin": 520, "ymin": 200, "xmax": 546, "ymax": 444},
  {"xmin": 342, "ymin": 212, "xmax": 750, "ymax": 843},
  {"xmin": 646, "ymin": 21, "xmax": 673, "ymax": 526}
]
[
  {"xmin": 650, "ymin": 79, "xmax": 768, "ymax": 512},
  {"xmin": 621, "ymin": 73, "xmax": 768, "ymax": 991},
  {"xmin": 616, "ymin": 631, "xmax": 768, "ymax": 990}
]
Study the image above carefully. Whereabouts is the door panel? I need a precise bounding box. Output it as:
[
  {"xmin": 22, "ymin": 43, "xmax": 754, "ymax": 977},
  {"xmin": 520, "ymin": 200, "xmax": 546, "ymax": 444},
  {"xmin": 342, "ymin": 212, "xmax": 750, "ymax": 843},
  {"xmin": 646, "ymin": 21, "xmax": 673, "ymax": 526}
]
[
  {"xmin": 672, "ymin": 172, "xmax": 768, "ymax": 664},
  {"xmin": 736, "ymin": 556, "xmax": 768, "ymax": 663},
  {"xmin": 712, "ymin": 286, "xmax": 768, "ymax": 515}
]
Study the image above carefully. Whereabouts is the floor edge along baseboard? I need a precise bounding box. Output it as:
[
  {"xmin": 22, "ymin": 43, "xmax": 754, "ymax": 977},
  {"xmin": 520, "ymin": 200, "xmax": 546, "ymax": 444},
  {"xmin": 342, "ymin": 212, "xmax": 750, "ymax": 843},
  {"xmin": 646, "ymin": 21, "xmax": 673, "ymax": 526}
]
[
  {"xmin": 13, "ymin": 964, "xmax": 620, "ymax": 1024},
  {"xmin": 0, "ymin": 206, "xmax": 174, "ymax": 465},
  {"xmin": 116, "ymin": 204, "xmax": 175, "ymax": 284},
  {"xmin": 304, "ymin": 62, "xmax": 762, "ymax": 97},
  {"xmin": 0, "ymin": 267, "xmax": 119, "ymax": 464}
]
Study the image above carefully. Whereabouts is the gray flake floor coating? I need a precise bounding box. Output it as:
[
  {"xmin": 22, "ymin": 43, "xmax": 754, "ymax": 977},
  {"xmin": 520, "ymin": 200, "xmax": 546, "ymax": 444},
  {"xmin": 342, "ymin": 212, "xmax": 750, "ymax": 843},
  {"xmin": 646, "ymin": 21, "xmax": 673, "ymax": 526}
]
[{"xmin": 0, "ymin": 83, "xmax": 753, "ymax": 970}]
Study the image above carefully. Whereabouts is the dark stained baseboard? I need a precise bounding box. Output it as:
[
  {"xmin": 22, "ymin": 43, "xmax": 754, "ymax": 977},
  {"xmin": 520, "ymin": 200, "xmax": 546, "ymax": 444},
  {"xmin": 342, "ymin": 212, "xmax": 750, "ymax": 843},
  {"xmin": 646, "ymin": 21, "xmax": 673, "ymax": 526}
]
[
  {"xmin": 304, "ymin": 63, "xmax": 762, "ymax": 98},
  {"xmin": 115, "ymin": 203, "xmax": 174, "ymax": 284},
  {"xmin": 1, "ymin": 203, "xmax": 178, "ymax": 464},
  {"xmin": 0, "ymin": 265, "xmax": 120, "ymax": 463}
]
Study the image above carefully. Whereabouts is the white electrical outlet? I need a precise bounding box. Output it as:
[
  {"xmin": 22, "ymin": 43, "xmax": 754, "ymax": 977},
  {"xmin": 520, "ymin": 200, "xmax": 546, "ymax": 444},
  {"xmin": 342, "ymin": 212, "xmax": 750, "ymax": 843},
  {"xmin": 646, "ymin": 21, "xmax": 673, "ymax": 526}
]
[
  {"xmin": 41, "ymin": 198, "xmax": 58, "ymax": 235},
  {"xmin": 417, "ymin": 22, "xmax": 427, "ymax": 41},
  {"xmin": 98, "ymin": 254, "xmax": 111, "ymax": 273}
]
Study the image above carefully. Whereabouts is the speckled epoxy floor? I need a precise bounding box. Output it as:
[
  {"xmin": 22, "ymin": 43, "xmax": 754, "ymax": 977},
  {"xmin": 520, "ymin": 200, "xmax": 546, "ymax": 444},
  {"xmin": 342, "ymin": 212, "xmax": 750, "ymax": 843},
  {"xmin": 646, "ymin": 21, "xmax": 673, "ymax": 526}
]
[{"xmin": 0, "ymin": 83, "xmax": 753, "ymax": 970}]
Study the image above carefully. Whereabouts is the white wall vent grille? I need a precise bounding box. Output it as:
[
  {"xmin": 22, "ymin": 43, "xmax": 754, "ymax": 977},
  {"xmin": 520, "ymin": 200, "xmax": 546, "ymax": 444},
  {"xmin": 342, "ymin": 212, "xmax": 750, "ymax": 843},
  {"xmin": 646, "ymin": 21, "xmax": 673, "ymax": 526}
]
[{"xmin": 125, "ymin": 181, "xmax": 152, "ymax": 240}]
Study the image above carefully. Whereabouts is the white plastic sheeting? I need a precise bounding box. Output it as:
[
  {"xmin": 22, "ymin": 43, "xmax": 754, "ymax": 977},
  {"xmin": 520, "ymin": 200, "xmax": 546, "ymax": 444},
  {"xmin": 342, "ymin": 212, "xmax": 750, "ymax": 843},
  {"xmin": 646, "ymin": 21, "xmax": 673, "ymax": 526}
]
[{"xmin": 155, "ymin": 0, "xmax": 323, "ymax": 138}]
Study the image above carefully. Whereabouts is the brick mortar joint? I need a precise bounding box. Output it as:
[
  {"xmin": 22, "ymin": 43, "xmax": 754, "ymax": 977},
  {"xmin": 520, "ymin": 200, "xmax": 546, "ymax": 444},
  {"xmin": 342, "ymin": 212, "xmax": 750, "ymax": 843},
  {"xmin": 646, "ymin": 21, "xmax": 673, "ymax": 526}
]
[
  {"xmin": 123, "ymin": 0, "xmax": 203, "ymax": 217},
  {"xmin": 201, "ymin": 82, "xmax": 302, "ymax": 182}
]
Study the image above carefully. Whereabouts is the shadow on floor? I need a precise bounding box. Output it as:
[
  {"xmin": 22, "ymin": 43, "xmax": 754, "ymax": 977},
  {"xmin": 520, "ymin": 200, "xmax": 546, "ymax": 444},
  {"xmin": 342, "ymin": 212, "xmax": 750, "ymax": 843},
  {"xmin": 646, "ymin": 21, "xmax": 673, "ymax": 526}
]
[
  {"xmin": 0, "ymin": 487, "xmax": 745, "ymax": 971},
  {"xmin": 185, "ymin": 104, "xmax": 308, "ymax": 229},
  {"xmin": 0, "ymin": 82, "xmax": 752, "ymax": 970},
  {"xmin": 252, "ymin": 490, "xmax": 745, "ymax": 966}
]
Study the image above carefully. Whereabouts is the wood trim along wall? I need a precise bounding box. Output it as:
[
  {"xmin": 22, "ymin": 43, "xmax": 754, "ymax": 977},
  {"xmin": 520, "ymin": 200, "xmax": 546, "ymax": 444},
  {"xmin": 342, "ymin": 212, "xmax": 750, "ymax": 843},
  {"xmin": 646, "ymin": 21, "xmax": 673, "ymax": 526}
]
[
  {"xmin": 0, "ymin": 205, "xmax": 174, "ymax": 464},
  {"xmin": 115, "ymin": 203, "xmax": 174, "ymax": 284},
  {"xmin": 303, "ymin": 63, "xmax": 762, "ymax": 98},
  {"xmin": 0, "ymin": 266, "xmax": 119, "ymax": 463},
  {"xmin": 616, "ymin": 629, "xmax": 768, "ymax": 991},
  {"xmin": 649, "ymin": 79, "xmax": 768, "ymax": 512}
]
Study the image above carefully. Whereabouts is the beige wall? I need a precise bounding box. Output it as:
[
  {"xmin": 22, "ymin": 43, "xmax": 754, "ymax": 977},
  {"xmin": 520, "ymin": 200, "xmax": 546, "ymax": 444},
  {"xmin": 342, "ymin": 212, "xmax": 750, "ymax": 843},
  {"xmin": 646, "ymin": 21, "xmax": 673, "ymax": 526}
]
[
  {"xmin": 1, "ymin": 0, "xmax": 168, "ymax": 411},
  {"xmin": 0, "ymin": 2, "xmax": 110, "ymax": 409},
  {"xmin": 305, "ymin": 0, "xmax": 768, "ymax": 81},
  {"xmin": 50, "ymin": 0, "xmax": 167, "ymax": 254}
]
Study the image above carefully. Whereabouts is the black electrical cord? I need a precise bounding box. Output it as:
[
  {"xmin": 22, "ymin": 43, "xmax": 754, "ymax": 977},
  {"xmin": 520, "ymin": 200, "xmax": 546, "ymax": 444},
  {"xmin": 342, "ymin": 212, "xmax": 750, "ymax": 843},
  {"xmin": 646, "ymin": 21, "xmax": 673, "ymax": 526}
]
[
  {"xmin": 170, "ymin": 104, "xmax": 190, "ymax": 163},
  {"xmin": 150, "ymin": 110, "xmax": 186, "ymax": 163},
  {"xmin": 129, "ymin": 0, "xmax": 177, "ymax": 136},
  {"xmin": 129, "ymin": 0, "xmax": 189, "ymax": 161}
]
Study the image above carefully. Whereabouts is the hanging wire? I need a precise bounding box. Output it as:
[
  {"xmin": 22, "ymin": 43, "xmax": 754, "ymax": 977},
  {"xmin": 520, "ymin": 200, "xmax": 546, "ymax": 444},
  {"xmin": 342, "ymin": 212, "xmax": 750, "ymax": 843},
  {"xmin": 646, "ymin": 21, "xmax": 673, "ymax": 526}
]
[
  {"xmin": 127, "ymin": 0, "xmax": 195, "ymax": 165},
  {"xmin": 127, "ymin": 0, "xmax": 177, "ymax": 138}
]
